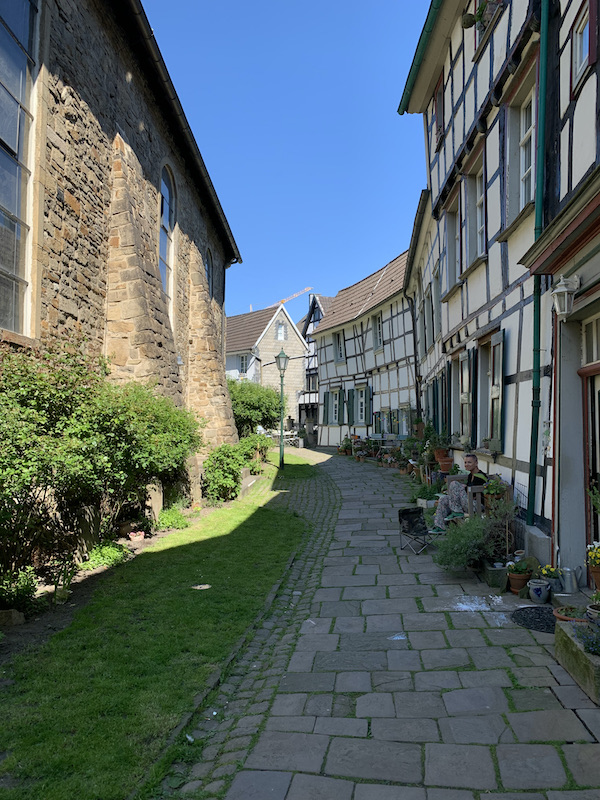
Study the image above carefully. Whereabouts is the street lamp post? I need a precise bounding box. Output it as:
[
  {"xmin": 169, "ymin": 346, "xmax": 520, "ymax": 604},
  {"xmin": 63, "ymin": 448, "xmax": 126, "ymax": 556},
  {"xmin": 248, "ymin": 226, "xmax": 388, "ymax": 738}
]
[{"xmin": 275, "ymin": 348, "xmax": 289, "ymax": 470}]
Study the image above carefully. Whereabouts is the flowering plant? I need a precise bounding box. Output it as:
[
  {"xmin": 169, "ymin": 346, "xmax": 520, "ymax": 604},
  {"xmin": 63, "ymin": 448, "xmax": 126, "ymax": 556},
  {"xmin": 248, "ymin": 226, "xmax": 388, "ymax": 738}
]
[
  {"xmin": 586, "ymin": 543, "xmax": 600, "ymax": 567},
  {"xmin": 539, "ymin": 564, "xmax": 562, "ymax": 579},
  {"xmin": 506, "ymin": 560, "xmax": 531, "ymax": 575}
]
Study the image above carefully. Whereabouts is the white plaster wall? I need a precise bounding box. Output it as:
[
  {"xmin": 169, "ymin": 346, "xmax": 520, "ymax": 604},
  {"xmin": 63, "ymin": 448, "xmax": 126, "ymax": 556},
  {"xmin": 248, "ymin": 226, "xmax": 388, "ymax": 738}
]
[
  {"xmin": 572, "ymin": 76, "xmax": 597, "ymax": 187},
  {"xmin": 493, "ymin": 12, "xmax": 510, "ymax": 76},
  {"xmin": 511, "ymin": 0, "xmax": 528, "ymax": 48},
  {"xmin": 487, "ymin": 177, "xmax": 502, "ymax": 239},
  {"xmin": 488, "ymin": 245, "xmax": 503, "ymax": 299},
  {"xmin": 507, "ymin": 222, "xmax": 534, "ymax": 284}
]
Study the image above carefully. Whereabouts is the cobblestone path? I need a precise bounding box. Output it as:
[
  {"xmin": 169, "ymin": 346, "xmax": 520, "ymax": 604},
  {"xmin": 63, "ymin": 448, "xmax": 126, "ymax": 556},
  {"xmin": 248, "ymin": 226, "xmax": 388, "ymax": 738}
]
[{"xmin": 166, "ymin": 454, "xmax": 600, "ymax": 800}]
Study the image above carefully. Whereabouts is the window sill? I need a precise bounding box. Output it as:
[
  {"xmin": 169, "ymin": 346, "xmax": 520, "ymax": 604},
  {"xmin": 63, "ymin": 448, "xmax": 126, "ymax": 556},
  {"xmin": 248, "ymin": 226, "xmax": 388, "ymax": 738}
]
[
  {"xmin": 497, "ymin": 201, "xmax": 534, "ymax": 242},
  {"xmin": 441, "ymin": 281, "xmax": 463, "ymax": 304},
  {"xmin": 460, "ymin": 253, "xmax": 488, "ymax": 282},
  {"xmin": 0, "ymin": 328, "xmax": 38, "ymax": 348}
]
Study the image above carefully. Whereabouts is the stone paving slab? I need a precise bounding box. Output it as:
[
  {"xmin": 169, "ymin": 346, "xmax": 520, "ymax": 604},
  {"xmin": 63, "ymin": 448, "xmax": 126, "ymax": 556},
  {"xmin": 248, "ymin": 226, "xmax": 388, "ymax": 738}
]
[
  {"xmin": 507, "ymin": 709, "xmax": 595, "ymax": 742},
  {"xmin": 279, "ymin": 672, "xmax": 335, "ymax": 692},
  {"xmin": 424, "ymin": 743, "xmax": 497, "ymax": 789},
  {"xmin": 362, "ymin": 598, "xmax": 419, "ymax": 615},
  {"xmin": 496, "ymin": 744, "xmax": 567, "ymax": 789},
  {"xmin": 314, "ymin": 651, "xmax": 388, "ymax": 671},
  {"xmin": 443, "ymin": 686, "xmax": 509, "ymax": 716},
  {"xmin": 286, "ymin": 772, "xmax": 355, "ymax": 800},
  {"xmin": 438, "ymin": 714, "xmax": 514, "ymax": 744},
  {"xmin": 354, "ymin": 786, "xmax": 426, "ymax": 800},
  {"xmin": 244, "ymin": 731, "xmax": 329, "ymax": 772},
  {"xmin": 562, "ymin": 743, "xmax": 600, "ymax": 786},
  {"xmin": 324, "ymin": 737, "xmax": 422, "ymax": 783},
  {"xmin": 224, "ymin": 770, "xmax": 292, "ymax": 800},
  {"xmin": 339, "ymin": 633, "xmax": 409, "ymax": 651},
  {"xmin": 370, "ymin": 717, "xmax": 440, "ymax": 742},
  {"xmin": 265, "ymin": 715, "xmax": 316, "ymax": 732},
  {"xmin": 394, "ymin": 691, "xmax": 447, "ymax": 718}
]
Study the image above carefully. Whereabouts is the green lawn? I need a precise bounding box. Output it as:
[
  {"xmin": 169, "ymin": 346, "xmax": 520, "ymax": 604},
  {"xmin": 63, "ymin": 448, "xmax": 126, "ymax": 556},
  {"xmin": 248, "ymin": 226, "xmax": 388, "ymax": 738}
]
[{"xmin": 0, "ymin": 459, "xmax": 309, "ymax": 800}]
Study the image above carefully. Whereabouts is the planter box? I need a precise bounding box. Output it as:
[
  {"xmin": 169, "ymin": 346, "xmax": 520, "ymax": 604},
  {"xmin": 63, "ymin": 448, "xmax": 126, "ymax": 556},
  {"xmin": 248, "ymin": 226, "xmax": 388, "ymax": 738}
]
[
  {"xmin": 555, "ymin": 620, "xmax": 600, "ymax": 705},
  {"xmin": 416, "ymin": 498, "xmax": 436, "ymax": 509},
  {"xmin": 482, "ymin": 560, "xmax": 507, "ymax": 589}
]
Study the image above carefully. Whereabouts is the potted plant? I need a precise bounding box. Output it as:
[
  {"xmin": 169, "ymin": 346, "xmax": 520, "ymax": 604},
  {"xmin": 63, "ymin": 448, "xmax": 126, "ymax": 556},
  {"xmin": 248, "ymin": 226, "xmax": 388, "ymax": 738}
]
[
  {"xmin": 587, "ymin": 591, "xmax": 600, "ymax": 622},
  {"xmin": 538, "ymin": 564, "xmax": 563, "ymax": 595},
  {"xmin": 553, "ymin": 605, "xmax": 588, "ymax": 622},
  {"xmin": 298, "ymin": 427, "xmax": 307, "ymax": 448},
  {"xmin": 341, "ymin": 436, "xmax": 352, "ymax": 455},
  {"xmin": 506, "ymin": 560, "xmax": 532, "ymax": 594},
  {"xmin": 586, "ymin": 541, "xmax": 600, "ymax": 589},
  {"xmin": 483, "ymin": 475, "xmax": 510, "ymax": 511}
]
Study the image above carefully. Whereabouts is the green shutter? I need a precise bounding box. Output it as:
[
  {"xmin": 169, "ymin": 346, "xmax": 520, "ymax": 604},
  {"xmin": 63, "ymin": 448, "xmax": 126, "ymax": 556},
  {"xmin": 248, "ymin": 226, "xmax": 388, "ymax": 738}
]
[
  {"xmin": 374, "ymin": 411, "xmax": 381, "ymax": 434},
  {"xmin": 365, "ymin": 386, "xmax": 372, "ymax": 425},
  {"xmin": 339, "ymin": 389, "xmax": 345, "ymax": 426},
  {"xmin": 347, "ymin": 389, "xmax": 355, "ymax": 426},
  {"xmin": 323, "ymin": 392, "xmax": 329, "ymax": 425},
  {"xmin": 489, "ymin": 330, "xmax": 505, "ymax": 451},
  {"xmin": 390, "ymin": 409, "xmax": 398, "ymax": 435}
]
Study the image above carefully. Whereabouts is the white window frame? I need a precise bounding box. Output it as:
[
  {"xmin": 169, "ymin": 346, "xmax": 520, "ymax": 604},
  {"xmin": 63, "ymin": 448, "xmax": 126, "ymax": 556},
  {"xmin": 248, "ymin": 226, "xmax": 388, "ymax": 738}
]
[
  {"xmin": 239, "ymin": 354, "xmax": 248, "ymax": 374},
  {"xmin": 331, "ymin": 390, "xmax": 340, "ymax": 424},
  {"xmin": 573, "ymin": 3, "xmax": 590, "ymax": 86},
  {"xmin": 160, "ymin": 167, "xmax": 175, "ymax": 310},
  {"xmin": 334, "ymin": 331, "xmax": 345, "ymax": 362},
  {"xmin": 357, "ymin": 387, "xmax": 366, "ymax": 424},
  {"xmin": 373, "ymin": 312, "xmax": 383, "ymax": 350},
  {"xmin": 476, "ymin": 170, "xmax": 485, "ymax": 257},
  {"xmin": 446, "ymin": 205, "xmax": 460, "ymax": 288},
  {"xmin": 519, "ymin": 92, "xmax": 535, "ymax": 210},
  {"xmin": 277, "ymin": 322, "xmax": 285, "ymax": 341}
]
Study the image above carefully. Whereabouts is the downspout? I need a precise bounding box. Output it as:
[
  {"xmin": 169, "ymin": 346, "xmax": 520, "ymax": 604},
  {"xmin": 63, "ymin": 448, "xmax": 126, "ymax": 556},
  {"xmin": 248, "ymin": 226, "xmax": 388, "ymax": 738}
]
[{"xmin": 526, "ymin": 0, "xmax": 549, "ymax": 525}]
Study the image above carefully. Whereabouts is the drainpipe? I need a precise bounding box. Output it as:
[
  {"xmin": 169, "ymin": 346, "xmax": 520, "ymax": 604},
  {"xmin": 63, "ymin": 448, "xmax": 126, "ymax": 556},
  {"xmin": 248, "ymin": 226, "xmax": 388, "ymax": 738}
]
[{"xmin": 526, "ymin": 0, "xmax": 549, "ymax": 525}]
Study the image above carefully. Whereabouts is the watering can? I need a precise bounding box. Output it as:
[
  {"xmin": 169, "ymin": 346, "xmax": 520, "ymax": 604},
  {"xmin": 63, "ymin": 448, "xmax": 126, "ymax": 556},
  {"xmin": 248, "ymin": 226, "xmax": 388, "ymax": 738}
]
[{"xmin": 560, "ymin": 566, "xmax": 583, "ymax": 594}]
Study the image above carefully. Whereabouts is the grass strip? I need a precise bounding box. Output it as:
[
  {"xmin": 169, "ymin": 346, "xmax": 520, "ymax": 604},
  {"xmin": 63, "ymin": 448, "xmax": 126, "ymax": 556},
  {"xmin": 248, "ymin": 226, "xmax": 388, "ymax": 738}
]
[{"xmin": 0, "ymin": 460, "xmax": 308, "ymax": 800}]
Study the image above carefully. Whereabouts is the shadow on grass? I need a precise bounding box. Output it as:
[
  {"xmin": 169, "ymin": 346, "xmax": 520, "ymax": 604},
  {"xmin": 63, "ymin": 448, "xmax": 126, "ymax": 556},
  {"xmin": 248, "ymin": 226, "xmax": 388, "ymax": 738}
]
[{"xmin": 0, "ymin": 467, "xmax": 313, "ymax": 800}]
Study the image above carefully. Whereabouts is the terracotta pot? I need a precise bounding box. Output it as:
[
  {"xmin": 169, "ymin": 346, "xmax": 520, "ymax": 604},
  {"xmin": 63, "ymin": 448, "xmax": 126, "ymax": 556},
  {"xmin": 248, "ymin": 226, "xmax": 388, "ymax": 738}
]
[
  {"xmin": 434, "ymin": 448, "xmax": 449, "ymax": 461},
  {"xmin": 508, "ymin": 571, "xmax": 531, "ymax": 594},
  {"xmin": 437, "ymin": 457, "xmax": 454, "ymax": 472},
  {"xmin": 589, "ymin": 565, "xmax": 600, "ymax": 589},
  {"xmin": 553, "ymin": 606, "xmax": 587, "ymax": 622}
]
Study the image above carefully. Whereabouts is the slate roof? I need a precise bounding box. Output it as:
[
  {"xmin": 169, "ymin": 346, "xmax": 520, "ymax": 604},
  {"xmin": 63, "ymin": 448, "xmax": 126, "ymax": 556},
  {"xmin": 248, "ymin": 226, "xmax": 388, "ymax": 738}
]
[
  {"xmin": 226, "ymin": 307, "xmax": 277, "ymax": 353},
  {"xmin": 316, "ymin": 252, "xmax": 408, "ymax": 334}
]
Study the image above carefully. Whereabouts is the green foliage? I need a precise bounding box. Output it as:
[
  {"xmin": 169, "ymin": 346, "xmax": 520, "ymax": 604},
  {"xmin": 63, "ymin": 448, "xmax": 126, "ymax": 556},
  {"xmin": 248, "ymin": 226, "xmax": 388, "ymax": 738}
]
[
  {"xmin": 155, "ymin": 507, "xmax": 190, "ymax": 530},
  {"xmin": 202, "ymin": 443, "xmax": 245, "ymax": 502},
  {"xmin": 434, "ymin": 516, "xmax": 490, "ymax": 570},
  {"xmin": 236, "ymin": 433, "xmax": 271, "ymax": 463},
  {"xmin": 0, "ymin": 339, "xmax": 202, "ymax": 580},
  {"xmin": 410, "ymin": 481, "xmax": 443, "ymax": 502},
  {"xmin": 0, "ymin": 567, "xmax": 38, "ymax": 612},
  {"xmin": 573, "ymin": 621, "xmax": 600, "ymax": 656},
  {"xmin": 80, "ymin": 542, "xmax": 131, "ymax": 571},
  {"xmin": 506, "ymin": 559, "xmax": 531, "ymax": 575},
  {"xmin": 227, "ymin": 378, "xmax": 284, "ymax": 437}
]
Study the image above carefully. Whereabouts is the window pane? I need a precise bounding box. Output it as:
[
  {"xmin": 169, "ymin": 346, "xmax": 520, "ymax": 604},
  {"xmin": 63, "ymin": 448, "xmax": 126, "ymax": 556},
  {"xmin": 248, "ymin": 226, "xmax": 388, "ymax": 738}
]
[
  {"xmin": 0, "ymin": 147, "xmax": 21, "ymax": 215},
  {"xmin": 0, "ymin": 1, "xmax": 33, "ymax": 51},
  {"xmin": 159, "ymin": 226, "xmax": 169, "ymax": 263},
  {"xmin": 0, "ymin": 209, "xmax": 24, "ymax": 276},
  {"xmin": 159, "ymin": 258, "xmax": 168, "ymax": 293},
  {"xmin": 585, "ymin": 322, "xmax": 594, "ymax": 363},
  {"xmin": 0, "ymin": 83, "xmax": 18, "ymax": 154},
  {"xmin": 0, "ymin": 270, "xmax": 23, "ymax": 331},
  {"xmin": 0, "ymin": 22, "xmax": 28, "ymax": 104}
]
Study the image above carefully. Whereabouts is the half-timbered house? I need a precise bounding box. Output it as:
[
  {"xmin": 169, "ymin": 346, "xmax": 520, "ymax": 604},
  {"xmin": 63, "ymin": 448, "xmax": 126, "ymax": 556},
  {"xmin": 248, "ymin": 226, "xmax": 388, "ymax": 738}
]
[
  {"xmin": 399, "ymin": 0, "xmax": 553, "ymax": 561},
  {"xmin": 313, "ymin": 252, "xmax": 417, "ymax": 447},
  {"xmin": 519, "ymin": 0, "xmax": 600, "ymax": 575},
  {"xmin": 297, "ymin": 294, "xmax": 334, "ymax": 439}
]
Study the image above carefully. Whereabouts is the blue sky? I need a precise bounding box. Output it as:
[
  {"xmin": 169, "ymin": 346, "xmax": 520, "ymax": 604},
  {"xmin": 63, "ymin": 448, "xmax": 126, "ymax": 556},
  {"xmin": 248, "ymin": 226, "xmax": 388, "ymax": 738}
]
[{"xmin": 141, "ymin": 1, "xmax": 429, "ymax": 324}]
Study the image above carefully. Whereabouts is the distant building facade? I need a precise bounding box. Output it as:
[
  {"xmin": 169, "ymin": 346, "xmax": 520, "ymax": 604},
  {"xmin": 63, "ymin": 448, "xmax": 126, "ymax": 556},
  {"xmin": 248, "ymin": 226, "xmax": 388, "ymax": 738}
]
[
  {"xmin": 314, "ymin": 253, "xmax": 417, "ymax": 447},
  {"xmin": 226, "ymin": 305, "xmax": 308, "ymax": 424},
  {"xmin": 297, "ymin": 294, "xmax": 334, "ymax": 436}
]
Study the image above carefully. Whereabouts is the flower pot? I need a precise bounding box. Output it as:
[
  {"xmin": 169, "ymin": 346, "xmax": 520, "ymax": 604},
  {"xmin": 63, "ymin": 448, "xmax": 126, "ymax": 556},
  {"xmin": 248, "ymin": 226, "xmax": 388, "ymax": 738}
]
[
  {"xmin": 587, "ymin": 603, "xmax": 600, "ymax": 622},
  {"xmin": 508, "ymin": 571, "xmax": 531, "ymax": 594},
  {"xmin": 437, "ymin": 456, "xmax": 454, "ymax": 473},
  {"xmin": 553, "ymin": 606, "xmax": 587, "ymax": 622},
  {"xmin": 434, "ymin": 448, "xmax": 449, "ymax": 461},
  {"xmin": 398, "ymin": 467, "xmax": 409, "ymax": 475},
  {"xmin": 590, "ymin": 565, "xmax": 600, "ymax": 589},
  {"xmin": 527, "ymin": 579, "xmax": 550, "ymax": 604},
  {"xmin": 513, "ymin": 550, "xmax": 525, "ymax": 562}
]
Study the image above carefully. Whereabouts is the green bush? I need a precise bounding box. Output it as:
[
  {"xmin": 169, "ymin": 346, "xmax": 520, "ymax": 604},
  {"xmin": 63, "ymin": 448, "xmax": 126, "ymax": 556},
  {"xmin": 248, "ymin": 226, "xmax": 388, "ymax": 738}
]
[
  {"xmin": 433, "ymin": 517, "xmax": 490, "ymax": 571},
  {"xmin": 202, "ymin": 443, "xmax": 245, "ymax": 502},
  {"xmin": 155, "ymin": 507, "xmax": 189, "ymax": 530},
  {"xmin": 410, "ymin": 481, "xmax": 443, "ymax": 502},
  {"xmin": 0, "ymin": 567, "xmax": 38, "ymax": 613},
  {"xmin": 80, "ymin": 542, "xmax": 131, "ymax": 571},
  {"xmin": 227, "ymin": 379, "xmax": 284, "ymax": 437},
  {"xmin": 0, "ymin": 339, "xmax": 202, "ymax": 580}
]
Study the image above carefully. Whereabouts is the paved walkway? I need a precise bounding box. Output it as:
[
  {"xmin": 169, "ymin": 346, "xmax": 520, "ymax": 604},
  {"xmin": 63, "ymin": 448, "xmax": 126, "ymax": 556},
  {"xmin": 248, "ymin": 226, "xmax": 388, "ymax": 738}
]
[{"xmin": 169, "ymin": 454, "xmax": 600, "ymax": 800}]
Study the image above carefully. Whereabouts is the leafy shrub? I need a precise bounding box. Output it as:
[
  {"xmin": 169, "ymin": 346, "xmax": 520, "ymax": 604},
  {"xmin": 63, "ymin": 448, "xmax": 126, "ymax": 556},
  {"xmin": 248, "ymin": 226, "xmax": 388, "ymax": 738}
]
[
  {"xmin": 155, "ymin": 507, "xmax": 189, "ymax": 530},
  {"xmin": 410, "ymin": 481, "xmax": 443, "ymax": 502},
  {"xmin": 80, "ymin": 542, "xmax": 131, "ymax": 571},
  {"xmin": 0, "ymin": 339, "xmax": 202, "ymax": 580},
  {"xmin": 0, "ymin": 567, "xmax": 38, "ymax": 612},
  {"xmin": 434, "ymin": 517, "xmax": 490, "ymax": 570},
  {"xmin": 202, "ymin": 444, "xmax": 245, "ymax": 502},
  {"xmin": 573, "ymin": 621, "xmax": 600, "ymax": 656},
  {"xmin": 227, "ymin": 379, "xmax": 284, "ymax": 437}
]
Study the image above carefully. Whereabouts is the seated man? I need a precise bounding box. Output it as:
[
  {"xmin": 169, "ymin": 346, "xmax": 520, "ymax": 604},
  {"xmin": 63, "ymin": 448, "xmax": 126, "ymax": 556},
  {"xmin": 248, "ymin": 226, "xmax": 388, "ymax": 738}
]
[{"xmin": 429, "ymin": 453, "xmax": 487, "ymax": 534}]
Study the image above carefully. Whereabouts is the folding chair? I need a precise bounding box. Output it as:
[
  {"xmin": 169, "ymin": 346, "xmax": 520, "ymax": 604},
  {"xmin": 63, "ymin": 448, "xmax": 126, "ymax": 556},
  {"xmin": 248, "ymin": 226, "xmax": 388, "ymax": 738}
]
[{"xmin": 399, "ymin": 506, "xmax": 445, "ymax": 554}]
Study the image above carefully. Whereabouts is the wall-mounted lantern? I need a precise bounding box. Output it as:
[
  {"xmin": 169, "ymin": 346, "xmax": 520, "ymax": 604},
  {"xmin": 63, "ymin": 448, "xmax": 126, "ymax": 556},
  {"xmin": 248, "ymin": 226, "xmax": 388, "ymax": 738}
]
[{"xmin": 551, "ymin": 275, "xmax": 580, "ymax": 322}]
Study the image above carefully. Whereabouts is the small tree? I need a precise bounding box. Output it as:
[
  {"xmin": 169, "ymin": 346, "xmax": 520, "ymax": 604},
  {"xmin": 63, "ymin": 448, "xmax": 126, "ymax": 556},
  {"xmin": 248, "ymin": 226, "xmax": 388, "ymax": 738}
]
[{"xmin": 227, "ymin": 379, "xmax": 284, "ymax": 437}]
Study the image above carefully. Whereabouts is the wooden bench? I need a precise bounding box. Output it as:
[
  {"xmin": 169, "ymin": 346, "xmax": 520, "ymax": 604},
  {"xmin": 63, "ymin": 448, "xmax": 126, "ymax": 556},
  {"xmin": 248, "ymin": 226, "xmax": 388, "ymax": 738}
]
[{"xmin": 446, "ymin": 474, "xmax": 485, "ymax": 517}]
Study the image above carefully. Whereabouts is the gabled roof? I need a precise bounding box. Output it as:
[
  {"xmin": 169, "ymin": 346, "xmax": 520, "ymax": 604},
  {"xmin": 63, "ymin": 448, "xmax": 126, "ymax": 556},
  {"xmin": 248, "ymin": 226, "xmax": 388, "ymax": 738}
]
[
  {"xmin": 316, "ymin": 252, "xmax": 409, "ymax": 335},
  {"xmin": 298, "ymin": 294, "xmax": 335, "ymax": 337},
  {"xmin": 226, "ymin": 307, "xmax": 277, "ymax": 353},
  {"xmin": 226, "ymin": 304, "xmax": 308, "ymax": 354}
]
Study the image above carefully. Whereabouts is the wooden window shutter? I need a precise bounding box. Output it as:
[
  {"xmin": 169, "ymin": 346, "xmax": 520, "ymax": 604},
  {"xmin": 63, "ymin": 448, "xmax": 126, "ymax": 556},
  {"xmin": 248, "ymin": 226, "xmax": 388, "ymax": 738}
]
[
  {"xmin": 470, "ymin": 349, "xmax": 478, "ymax": 449},
  {"xmin": 365, "ymin": 386, "xmax": 372, "ymax": 424},
  {"xmin": 339, "ymin": 389, "xmax": 345, "ymax": 426},
  {"xmin": 323, "ymin": 392, "xmax": 329, "ymax": 425},
  {"xmin": 489, "ymin": 329, "xmax": 505, "ymax": 451},
  {"xmin": 374, "ymin": 411, "xmax": 381, "ymax": 434},
  {"xmin": 391, "ymin": 409, "xmax": 398, "ymax": 435},
  {"xmin": 347, "ymin": 389, "xmax": 355, "ymax": 426},
  {"xmin": 459, "ymin": 350, "xmax": 471, "ymax": 444}
]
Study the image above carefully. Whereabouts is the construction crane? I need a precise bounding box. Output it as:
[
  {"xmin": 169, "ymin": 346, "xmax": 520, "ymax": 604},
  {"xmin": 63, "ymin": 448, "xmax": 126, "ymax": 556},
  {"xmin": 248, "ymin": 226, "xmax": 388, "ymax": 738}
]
[{"xmin": 266, "ymin": 287, "xmax": 313, "ymax": 308}]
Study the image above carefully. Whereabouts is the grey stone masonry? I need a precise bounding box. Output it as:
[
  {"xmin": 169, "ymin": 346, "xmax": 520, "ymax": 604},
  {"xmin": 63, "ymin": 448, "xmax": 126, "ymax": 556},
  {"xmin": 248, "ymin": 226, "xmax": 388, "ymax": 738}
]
[{"xmin": 164, "ymin": 455, "xmax": 600, "ymax": 799}]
